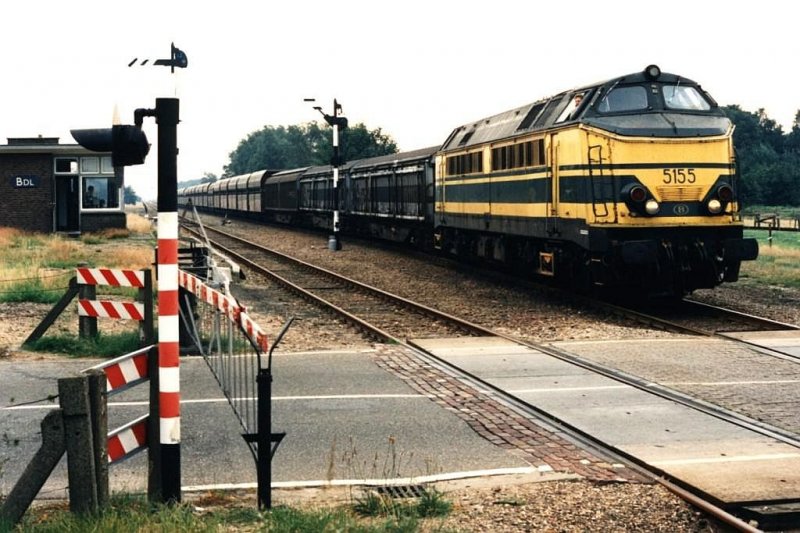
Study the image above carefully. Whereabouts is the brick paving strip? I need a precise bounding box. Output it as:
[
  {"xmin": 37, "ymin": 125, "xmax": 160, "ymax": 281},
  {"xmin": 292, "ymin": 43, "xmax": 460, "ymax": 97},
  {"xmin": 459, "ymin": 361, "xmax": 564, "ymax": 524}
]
[{"xmin": 373, "ymin": 344, "xmax": 650, "ymax": 483}]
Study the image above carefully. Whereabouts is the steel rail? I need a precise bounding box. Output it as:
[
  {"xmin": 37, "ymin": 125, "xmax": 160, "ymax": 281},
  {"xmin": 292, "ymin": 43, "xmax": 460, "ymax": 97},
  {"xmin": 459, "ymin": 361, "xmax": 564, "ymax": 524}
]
[{"xmin": 594, "ymin": 296, "xmax": 800, "ymax": 364}]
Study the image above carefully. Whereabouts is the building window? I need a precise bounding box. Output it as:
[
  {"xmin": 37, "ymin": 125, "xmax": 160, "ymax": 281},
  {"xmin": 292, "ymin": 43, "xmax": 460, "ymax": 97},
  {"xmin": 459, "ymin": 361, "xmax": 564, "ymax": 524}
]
[
  {"xmin": 83, "ymin": 176, "xmax": 121, "ymax": 210},
  {"xmin": 55, "ymin": 158, "xmax": 79, "ymax": 174},
  {"xmin": 100, "ymin": 156, "xmax": 114, "ymax": 174},
  {"xmin": 81, "ymin": 157, "xmax": 100, "ymax": 174}
]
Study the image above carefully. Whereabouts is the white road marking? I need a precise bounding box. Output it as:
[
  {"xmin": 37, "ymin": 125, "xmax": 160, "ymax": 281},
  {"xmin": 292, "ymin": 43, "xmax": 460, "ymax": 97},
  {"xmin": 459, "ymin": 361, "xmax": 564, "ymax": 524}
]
[
  {"xmin": 2, "ymin": 394, "xmax": 431, "ymax": 410},
  {"xmin": 651, "ymin": 452, "xmax": 800, "ymax": 466},
  {"xmin": 182, "ymin": 466, "xmax": 560, "ymax": 492}
]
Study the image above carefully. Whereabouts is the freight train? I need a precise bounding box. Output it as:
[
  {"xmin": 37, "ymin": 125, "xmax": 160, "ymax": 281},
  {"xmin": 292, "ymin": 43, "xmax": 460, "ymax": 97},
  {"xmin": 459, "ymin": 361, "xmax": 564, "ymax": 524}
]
[{"xmin": 179, "ymin": 65, "xmax": 758, "ymax": 297}]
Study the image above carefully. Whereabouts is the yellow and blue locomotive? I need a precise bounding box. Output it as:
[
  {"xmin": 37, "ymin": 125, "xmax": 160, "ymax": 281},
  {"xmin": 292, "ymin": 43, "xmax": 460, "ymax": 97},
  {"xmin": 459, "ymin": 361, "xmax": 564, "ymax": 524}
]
[
  {"xmin": 434, "ymin": 65, "xmax": 757, "ymax": 295},
  {"xmin": 179, "ymin": 65, "xmax": 758, "ymax": 297}
]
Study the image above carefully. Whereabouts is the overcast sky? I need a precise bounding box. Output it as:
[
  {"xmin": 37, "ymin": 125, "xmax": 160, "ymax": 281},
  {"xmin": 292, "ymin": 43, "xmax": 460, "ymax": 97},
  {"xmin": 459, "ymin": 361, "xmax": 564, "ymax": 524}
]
[{"xmin": 1, "ymin": 1, "xmax": 796, "ymax": 200}]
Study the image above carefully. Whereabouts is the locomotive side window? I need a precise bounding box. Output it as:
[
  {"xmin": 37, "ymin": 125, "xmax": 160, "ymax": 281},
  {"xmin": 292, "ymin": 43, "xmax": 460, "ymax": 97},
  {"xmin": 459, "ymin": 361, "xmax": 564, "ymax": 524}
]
[
  {"xmin": 491, "ymin": 139, "xmax": 545, "ymax": 171},
  {"xmin": 597, "ymin": 86, "xmax": 648, "ymax": 113},
  {"xmin": 447, "ymin": 152, "xmax": 483, "ymax": 175},
  {"xmin": 662, "ymin": 85, "xmax": 711, "ymax": 111}
]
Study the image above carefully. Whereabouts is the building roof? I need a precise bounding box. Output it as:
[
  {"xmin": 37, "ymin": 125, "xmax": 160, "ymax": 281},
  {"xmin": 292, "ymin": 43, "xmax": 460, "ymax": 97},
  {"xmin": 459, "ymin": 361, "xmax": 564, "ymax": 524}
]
[{"xmin": 0, "ymin": 137, "xmax": 109, "ymax": 155}]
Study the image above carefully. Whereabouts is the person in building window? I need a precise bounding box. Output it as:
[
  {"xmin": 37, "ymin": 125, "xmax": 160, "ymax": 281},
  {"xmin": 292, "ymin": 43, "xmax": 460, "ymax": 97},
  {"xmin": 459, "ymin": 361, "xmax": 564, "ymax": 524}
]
[{"xmin": 84, "ymin": 185, "xmax": 96, "ymax": 208}]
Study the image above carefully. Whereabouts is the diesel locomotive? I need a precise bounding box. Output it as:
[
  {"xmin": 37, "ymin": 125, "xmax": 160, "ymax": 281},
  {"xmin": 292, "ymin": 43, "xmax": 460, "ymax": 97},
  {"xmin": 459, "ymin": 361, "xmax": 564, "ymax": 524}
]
[{"xmin": 179, "ymin": 65, "xmax": 758, "ymax": 297}]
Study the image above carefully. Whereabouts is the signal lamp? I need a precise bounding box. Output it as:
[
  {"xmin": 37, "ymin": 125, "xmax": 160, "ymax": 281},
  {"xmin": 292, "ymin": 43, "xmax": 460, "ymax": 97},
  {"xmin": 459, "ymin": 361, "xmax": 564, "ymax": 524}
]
[
  {"xmin": 716, "ymin": 183, "xmax": 733, "ymax": 203},
  {"xmin": 629, "ymin": 185, "xmax": 647, "ymax": 203},
  {"xmin": 71, "ymin": 124, "xmax": 150, "ymax": 167},
  {"xmin": 645, "ymin": 199, "xmax": 660, "ymax": 215}
]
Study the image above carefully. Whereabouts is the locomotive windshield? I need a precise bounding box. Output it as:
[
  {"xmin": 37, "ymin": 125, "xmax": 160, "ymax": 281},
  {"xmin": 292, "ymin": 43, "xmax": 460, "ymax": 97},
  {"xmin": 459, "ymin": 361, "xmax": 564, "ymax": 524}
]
[
  {"xmin": 596, "ymin": 83, "xmax": 712, "ymax": 114},
  {"xmin": 662, "ymin": 85, "xmax": 711, "ymax": 111},
  {"xmin": 597, "ymin": 86, "xmax": 648, "ymax": 113}
]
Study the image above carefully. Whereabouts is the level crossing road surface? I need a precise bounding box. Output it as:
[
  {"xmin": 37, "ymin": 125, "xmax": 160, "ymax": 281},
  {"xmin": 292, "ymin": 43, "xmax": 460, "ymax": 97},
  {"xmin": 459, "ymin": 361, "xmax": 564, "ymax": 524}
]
[
  {"xmin": 0, "ymin": 349, "xmax": 537, "ymax": 498},
  {"xmin": 412, "ymin": 336, "xmax": 800, "ymax": 505}
]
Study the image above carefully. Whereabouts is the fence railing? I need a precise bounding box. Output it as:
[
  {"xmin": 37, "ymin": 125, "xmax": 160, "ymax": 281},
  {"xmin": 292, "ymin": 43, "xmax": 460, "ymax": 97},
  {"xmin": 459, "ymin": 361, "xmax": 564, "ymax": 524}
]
[
  {"xmin": 177, "ymin": 267, "xmax": 287, "ymax": 508},
  {"xmin": 0, "ymin": 344, "xmax": 164, "ymax": 527}
]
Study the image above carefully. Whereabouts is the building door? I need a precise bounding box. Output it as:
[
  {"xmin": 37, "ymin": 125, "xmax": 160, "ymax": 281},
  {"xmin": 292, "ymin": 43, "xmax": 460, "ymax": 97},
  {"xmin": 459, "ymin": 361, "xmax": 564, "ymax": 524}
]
[{"xmin": 55, "ymin": 176, "xmax": 79, "ymax": 232}]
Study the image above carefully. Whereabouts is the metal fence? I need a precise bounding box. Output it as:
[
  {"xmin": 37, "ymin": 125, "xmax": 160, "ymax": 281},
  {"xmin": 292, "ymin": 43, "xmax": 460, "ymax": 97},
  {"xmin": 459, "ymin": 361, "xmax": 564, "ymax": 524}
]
[{"xmin": 178, "ymin": 267, "xmax": 287, "ymax": 508}]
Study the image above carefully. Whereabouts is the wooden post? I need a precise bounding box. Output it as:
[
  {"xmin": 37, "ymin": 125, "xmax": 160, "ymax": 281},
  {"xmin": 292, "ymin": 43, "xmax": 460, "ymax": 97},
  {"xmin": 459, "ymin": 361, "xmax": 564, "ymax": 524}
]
[
  {"xmin": 78, "ymin": 262, "xmax": 97, "ymax": 339},
  {"xmin": 24, "ymin": 278, "xmax": 79, "ymax": 345}
]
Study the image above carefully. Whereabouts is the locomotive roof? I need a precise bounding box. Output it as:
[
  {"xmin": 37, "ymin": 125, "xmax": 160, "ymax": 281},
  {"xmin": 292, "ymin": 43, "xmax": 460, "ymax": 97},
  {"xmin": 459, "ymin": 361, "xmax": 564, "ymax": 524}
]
[{"xmin": 439, "ymin": 66, "xmax": 715, "ymax": 151}]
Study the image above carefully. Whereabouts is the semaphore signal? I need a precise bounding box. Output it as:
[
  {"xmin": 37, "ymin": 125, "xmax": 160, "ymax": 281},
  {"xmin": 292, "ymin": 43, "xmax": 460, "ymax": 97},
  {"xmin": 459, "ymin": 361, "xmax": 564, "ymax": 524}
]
[{"xmin": 128, "ymin": 42, "xmax": 188, "ymax": 73}]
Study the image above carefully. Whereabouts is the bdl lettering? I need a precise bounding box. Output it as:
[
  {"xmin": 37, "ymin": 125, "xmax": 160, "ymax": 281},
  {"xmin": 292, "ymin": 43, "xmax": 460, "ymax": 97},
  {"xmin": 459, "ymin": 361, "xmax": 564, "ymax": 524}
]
[{"xmin": 13, "ymin": 176, "xmax": 39, "ymax": 188}]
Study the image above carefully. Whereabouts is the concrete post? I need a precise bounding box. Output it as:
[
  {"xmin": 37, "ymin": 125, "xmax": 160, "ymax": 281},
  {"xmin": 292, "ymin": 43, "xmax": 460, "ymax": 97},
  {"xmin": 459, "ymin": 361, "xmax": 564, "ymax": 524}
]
[
  {"xmin": 0, "ymin": 411, "xmax": 66, "ymax": 527},
  {"xmin": 86, "ymin": 370, "xmax": 109, "ymax": 508},
  {"xmin": 58, "ymin": 375, "xmax": 98, "ymax": 514}
]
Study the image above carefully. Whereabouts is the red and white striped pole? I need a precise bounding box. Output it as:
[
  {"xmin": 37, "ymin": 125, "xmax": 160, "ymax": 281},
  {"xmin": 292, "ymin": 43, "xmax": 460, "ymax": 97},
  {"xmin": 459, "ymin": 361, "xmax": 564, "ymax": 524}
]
[{"xmin": 155, "ymin": 97, "xmax": 181, "ymax": 502}]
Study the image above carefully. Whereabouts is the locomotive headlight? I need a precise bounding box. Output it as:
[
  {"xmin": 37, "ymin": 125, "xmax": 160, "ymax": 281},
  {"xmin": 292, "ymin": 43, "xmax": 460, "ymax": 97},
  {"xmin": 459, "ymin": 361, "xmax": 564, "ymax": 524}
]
[
  {"xmin": 645, "ymin": 199, "xmax": 660, "ymax": 215},
  {"xmin": 644, "ymin": 64, "xmax": 661, "ymax": 80},
  {"xmin": 707, "ymin": 199, "xmax": 723, "ymax": 214}
]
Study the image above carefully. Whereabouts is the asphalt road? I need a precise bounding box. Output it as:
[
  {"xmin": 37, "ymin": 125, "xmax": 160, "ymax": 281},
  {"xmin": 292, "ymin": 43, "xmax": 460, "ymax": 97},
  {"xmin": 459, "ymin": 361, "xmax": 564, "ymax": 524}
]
[{"xmin": 0, "ymin": 349, "xmax": 529, "ymax": 498}]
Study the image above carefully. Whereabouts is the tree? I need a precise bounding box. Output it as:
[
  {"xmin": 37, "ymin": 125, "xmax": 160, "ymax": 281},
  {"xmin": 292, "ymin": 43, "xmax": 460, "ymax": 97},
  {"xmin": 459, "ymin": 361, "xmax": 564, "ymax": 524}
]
[
  {"xmin": 223, "ymin": 122, "xmax": 398, "ymax": 177},
  {"xmin": 124, "ymin": 185, "xmax": 140, "ymax": 204},
  {"xmin": 722, "ymin": 105, "xmax": 800, "ymax": 207},
  {"xmin": 785, "ymin": 110, "xmax": 800, "ymax": 154}
]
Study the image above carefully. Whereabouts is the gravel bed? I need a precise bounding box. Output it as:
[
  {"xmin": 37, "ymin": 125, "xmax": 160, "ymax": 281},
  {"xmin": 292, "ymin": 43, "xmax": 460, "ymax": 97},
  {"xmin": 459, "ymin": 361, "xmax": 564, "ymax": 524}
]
[
  {"xmin": 192, "ymin": 217, "xmax": 669, "ymax": 345},
  {"xmin": 196, "ymin": 215, "xmax": 799, "ymax": 338}
]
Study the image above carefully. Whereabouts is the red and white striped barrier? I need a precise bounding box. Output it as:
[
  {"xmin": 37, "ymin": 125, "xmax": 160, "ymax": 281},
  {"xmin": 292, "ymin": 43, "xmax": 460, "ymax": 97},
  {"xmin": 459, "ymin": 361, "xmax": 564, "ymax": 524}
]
[
  {"xmin": 241, "ymin": 312, "xmax": 269, "ymax": 352},
  {"xmin": 77, "ymin": 267, "xmax": 145, "ymax": 288},
  {"xmin": 85, "ymin": 345, "xmax": 153, "ymax": 395},
  {"xmin": 108, "ymin": 415, "xmax": 148, "ymax": 464},
  {"xmin": 178, "ymin": 270, "xmax": 269, "ymax": 352},
  {"xmin": 78, "ymin": 299, "xmax": 145, "ymax": 321},
  {"xmin": 178, "ymin": 270, "xmax": 239, "ymax": 321}
]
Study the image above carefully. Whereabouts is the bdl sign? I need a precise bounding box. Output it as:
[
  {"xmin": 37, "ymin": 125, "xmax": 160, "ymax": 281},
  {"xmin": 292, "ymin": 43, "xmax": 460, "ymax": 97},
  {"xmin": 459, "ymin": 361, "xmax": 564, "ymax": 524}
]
[{"xmin": 10, "ymin": 176, "xmax": 39, "ymax": 188}]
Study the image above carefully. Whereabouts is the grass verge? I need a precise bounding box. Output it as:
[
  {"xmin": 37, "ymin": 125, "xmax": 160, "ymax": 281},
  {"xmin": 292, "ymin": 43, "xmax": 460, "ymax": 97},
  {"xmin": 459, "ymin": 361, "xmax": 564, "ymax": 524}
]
[
  {"xmin": 9, "ymin": 490, "xmax": 453, "ymax": 532},
  {"xmin": 741, "ymin": 229, "xmax": 800, "ymax": 288},
  {"xmin": 24, "ymin": 332, "xmax": 141, "ymax": 357},
  {"xmin": 0, "ymin": 225, "xmax": 154, "ymax": 305}
]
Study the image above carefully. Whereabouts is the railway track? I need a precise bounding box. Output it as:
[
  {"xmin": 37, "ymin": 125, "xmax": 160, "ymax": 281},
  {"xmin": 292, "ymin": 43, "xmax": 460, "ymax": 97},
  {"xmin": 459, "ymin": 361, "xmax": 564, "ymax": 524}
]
[
  {"xmin": 180, "ymin": 220, "xmax": 797, "ymax": 530},
  {"xmin": 597, "ymin": 296, "xmax": 800, "ymax": 364},
  {"xmin": 181, "ymin": 223, "xmax": 488, "ymax": 342}
]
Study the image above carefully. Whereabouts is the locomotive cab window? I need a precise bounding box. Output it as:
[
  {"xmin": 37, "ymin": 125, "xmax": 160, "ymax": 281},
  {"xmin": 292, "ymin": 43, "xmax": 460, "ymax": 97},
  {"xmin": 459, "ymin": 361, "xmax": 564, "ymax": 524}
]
[
  {"xmin": 662, "ymin": 85, "xmax": 711, "ymax": 111},
  {"xmin": 555, "ymin": 91, "xmax": 588, "ymax": 123},
  {"xmin": 597, "ymin": 86, "xmax": 648, "ymax": 113}
]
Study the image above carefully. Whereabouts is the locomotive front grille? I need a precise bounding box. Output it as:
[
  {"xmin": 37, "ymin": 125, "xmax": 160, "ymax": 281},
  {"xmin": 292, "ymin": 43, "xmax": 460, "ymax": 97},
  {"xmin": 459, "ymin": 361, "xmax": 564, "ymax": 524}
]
[{"xmin": 657, "ymin": 186, "xmax": 704, "ymax": 202}]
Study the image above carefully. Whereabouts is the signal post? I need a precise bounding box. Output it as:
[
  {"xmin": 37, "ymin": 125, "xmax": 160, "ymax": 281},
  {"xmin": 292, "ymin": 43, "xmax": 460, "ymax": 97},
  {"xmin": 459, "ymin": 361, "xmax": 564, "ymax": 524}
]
[{"xmin": 72, "ymin": 99, "xmax": 183, "ymax": 505}]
